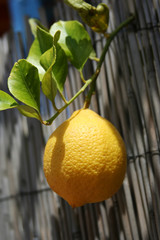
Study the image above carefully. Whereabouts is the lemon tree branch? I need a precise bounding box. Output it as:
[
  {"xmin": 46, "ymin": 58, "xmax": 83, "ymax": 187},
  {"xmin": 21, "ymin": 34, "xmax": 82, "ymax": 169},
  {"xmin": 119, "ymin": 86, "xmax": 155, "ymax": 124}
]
[{"xmin": 83, "ymin": 15, "xmax": 135, "ymax": 109}]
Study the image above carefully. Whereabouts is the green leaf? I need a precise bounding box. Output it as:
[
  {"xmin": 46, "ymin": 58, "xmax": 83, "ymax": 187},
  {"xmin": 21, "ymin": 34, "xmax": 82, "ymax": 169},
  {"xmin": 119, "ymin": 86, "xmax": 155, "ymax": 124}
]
[
  {"xmin": 40, "ymin": 31, "xmax": 68, "ymax": 93},
  {"xmin": 42, "ymin": 69, "xmax": 57, "ymax": 103},
  {"xmin": 52, "ymin": 43, "xmax": 68, "ymax": 93},
  {"xmin": 29, "ymin": 18, "xmax": 49, "ymax": 37},
  {"xmin": 27, "ymin": 27, "xmax": 54, "ymax": 80},
  {"xmin": 40, "ymin": 31, "xmax": 60, "ymax": 70},
  {"xmin": 53, "ymin": 30, "xmax": 61, "ymax": 45},
  {"xmin": 0, "ymin": 90, "xmax": 42, "ymax": 121},
  {"xmin": 64, "ymin": 0, "xmax": 109, "ymax": 33},
  {"xmin": 8, "ymin": 59, "xmax": 40, "ymax": 112},
  {"xmin": 50, "ymin": 20, "xmax": 94, "ymax": 70},
  {"xmin": 27, "ymin": 38, "xmax": 45, "ymax": 80},
  {"xmin": 0, "ymin": 90, "xmax": 18, "ymax": 110},
  {"xmin": 41, "ymin": 46, "xmax": 57, "ymax": 102},
  {"xmin": 27, "ymin": 20, "xmax": 54, "ymax": 80},
  {"xmin": 65, "ymin": 36, "xmax": 93, "ymax": 69},
  {"xmin": 17, "ymin": 105, "xmax": 42, "ymax": 121},
  {"xmin": 40, "ymin": 45, "xmax": 56, "ymax": 71},
  {"xmin": 37, "ymin": 26, "xmax": 53, "ymax": 53}
]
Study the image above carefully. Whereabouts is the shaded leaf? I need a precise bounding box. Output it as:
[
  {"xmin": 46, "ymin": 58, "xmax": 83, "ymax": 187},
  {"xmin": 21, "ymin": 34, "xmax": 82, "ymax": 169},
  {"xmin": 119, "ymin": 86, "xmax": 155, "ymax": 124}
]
[
  {"xmin": 40, "ymin": 44, "xmax": 56, "ymax": 70},
  {"xmin": 41, "ymin": 46, "xmax": 57, "ymax": 102},
  {"xmin": 53, "ymin": 30, "xmax": 61, "ymax": 45},
  {"xmin": 52, "ymin": 43, "xmax": 68, "ymax": 92},
  {"xmin": 50, "ymin": 20, "xmax": 95, "ymax": 70},
  {"xmin": 17, "ymin": 105, "xmax": 42, "ymax": 121},
  {"xmin": 27, "ymin": 38, "xmax": 45, "ymax": 80},
  {"xmin": 0, "ymin": 90, "xmax": 18, "ymax": 110},
  {"xmin": 40, "ymin": 31, "xmax": 68, "ymax": 93},
  {"xmin": 65, "ymin": 36, "xmax": 93, "ymax": 69},
  {"xmin": 8, "ymin": 59, "xmax": 40, "ymax": 112},
  {"xmin": 37, "ymin": 26, "xmax": 53, "ymax": 53},
  {"xmin": 40, "ymin": 30, "xmax": 60, "ymax": 70},
  {"xmin": 27, "ymin": 27, "xmax": 54, "ymax": 80},
  {"xmin": 29, "ymin": 18, "xmax": 49, "ymax": 37}
]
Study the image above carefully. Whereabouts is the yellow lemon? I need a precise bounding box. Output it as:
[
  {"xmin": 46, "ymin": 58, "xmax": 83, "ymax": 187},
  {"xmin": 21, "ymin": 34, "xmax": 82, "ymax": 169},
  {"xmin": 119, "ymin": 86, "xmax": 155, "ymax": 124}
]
[{"xmin": 43, "ymin": 109, "xmax": 127, "ymax": 207}]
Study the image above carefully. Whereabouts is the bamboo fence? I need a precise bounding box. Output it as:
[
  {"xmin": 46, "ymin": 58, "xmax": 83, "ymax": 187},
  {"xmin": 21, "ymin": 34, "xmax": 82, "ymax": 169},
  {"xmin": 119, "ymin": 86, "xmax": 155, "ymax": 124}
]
[{"xmin": 0, "ymin": 0, "xmax": 160, "ymax": 239}]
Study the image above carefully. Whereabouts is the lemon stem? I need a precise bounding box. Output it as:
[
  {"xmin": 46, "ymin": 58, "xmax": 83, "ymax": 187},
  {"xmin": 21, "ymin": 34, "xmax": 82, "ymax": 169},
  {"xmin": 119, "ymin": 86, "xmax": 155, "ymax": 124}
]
[
  {"xmin": 43, "ymin": 79, "xmax": 92, "ymax": 125},
  {"xmin": 83, "ymin": 14, "xmax": 135, "ymax": 109}
]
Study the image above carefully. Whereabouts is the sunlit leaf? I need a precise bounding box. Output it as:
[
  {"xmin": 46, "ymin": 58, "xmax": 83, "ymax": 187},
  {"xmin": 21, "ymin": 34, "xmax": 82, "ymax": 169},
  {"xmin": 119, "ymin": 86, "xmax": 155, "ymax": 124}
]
[
  {"xmin": 8, "ymin": 59, "xmax": 40, "ymax": 112},
  {"xmin": 50, "ymin": 20, "xmax": 95, "ymax": 70},
  {"xmin": 0, "ymin": 90, "xmax": 18, "ymax": 110}
]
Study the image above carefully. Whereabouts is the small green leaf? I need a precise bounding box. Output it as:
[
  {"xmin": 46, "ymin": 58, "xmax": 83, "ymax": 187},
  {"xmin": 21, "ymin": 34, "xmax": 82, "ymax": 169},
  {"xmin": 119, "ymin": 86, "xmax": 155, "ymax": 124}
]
[
  {"xmin": 27, "ymin": 38, "xmax": 45, "ymax": 80},
  {"xmin": 29, "ymin": 18, "xmax": 49, "ymax": 37},
  {"xmin": 40, "ymin": 30, "xmax": 60, "ymax": 70},
  {"xmin": 52, "ymin": 43, "xmax": 68, "ymax": 92},
  {"xmin": 42, "ymin": 69, "xmax": 57, "ymax": 103},
  {"xmin": 17, "ymin": 105, "xmax": 42, "ymax": 121},
  {"xmin": 40, "ymin": 45, "xmax": 56, "ymax": 71},
  {"xmin": 8, "ymin": 59, "xmax": 40, "ymax": 112},
  {"xmin": 50, "ymin": 20, "xmax": 95, "ymax": 70},
  {"xmin": 0, "ymin": 90, "xmax": 18, "ymax": 110},
  {"xmin": 53, "ymin": 30, "xmax": 61, "ymax": 45},
  {"xmin": 40, "ymin": 31, "xmax": 68, "ymax": 93},
  {"xmin": 37, "ymin": 26, "xmax": 53, "ymax": 53},
  {"xmin": 41, "ymin": 46, "xmax": 57, "ymax": 102},
  {"xmin": 64, "ymin": 0, "xmax": 109, "ymax": 33}
]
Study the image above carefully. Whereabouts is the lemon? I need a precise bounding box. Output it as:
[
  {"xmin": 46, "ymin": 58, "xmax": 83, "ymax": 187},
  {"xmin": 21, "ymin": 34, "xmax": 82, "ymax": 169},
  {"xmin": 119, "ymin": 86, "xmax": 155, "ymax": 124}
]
[{"xmin": 43, "ymin": 109, "xmax": 127, "ymax": 208}]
